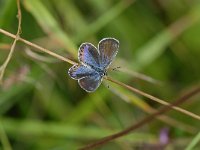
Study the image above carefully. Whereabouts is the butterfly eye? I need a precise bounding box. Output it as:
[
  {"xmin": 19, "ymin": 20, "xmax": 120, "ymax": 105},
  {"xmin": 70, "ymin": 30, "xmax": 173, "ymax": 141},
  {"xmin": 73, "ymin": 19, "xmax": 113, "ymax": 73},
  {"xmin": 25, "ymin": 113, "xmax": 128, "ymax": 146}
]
[{"xmin": 103, "ymin": 71, "xmax": 107, "ymax": 76}]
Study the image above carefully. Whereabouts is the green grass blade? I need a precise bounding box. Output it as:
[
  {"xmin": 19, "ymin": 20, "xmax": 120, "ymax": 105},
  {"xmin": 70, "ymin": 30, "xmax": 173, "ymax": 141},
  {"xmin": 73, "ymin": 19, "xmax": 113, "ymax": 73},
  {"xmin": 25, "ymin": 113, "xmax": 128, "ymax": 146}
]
[
  {"xmin": 185, "ymin": 131, "xmax": 200, "ymax": 150},
  {"xmin": 73, "ymin": 0, "xmax": 135, "ymax": 43},
  {"xmin": 23, "ymin": 0, "xmax": 77, "ymax": 56},
  {"xmin": 2, "ymin": 117, "xmax": 155, "ymax": 141}
]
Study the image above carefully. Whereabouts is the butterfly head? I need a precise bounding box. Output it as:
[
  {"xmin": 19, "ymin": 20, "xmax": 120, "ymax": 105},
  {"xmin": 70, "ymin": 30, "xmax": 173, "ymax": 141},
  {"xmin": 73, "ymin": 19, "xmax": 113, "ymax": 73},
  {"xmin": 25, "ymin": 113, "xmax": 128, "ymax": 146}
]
[{"xmin": 102, "ymin": 69, "xmax": 107, "ymax": 77}]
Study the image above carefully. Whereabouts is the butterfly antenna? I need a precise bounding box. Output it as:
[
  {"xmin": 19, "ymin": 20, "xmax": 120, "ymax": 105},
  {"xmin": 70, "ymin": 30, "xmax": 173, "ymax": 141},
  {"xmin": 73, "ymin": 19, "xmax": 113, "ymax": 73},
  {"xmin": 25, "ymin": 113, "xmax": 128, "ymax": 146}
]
[{"xmin": 112, "ymin": 66, "xmax": 121, "ymax": 71}]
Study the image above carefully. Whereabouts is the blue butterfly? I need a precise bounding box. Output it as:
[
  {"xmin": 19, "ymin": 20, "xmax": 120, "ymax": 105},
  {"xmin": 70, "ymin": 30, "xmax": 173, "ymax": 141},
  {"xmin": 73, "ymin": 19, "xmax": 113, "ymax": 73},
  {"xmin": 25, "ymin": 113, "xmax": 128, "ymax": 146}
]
[{"xmin": 68, "ymin": 38, "xmax": 119, "ymax": 92}]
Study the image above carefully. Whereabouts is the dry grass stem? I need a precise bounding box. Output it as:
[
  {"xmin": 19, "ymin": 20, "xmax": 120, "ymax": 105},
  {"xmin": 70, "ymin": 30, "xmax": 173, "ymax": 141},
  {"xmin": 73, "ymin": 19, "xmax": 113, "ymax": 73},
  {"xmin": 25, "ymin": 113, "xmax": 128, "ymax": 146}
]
[
  {"xmin": 106, "ymin": 76, "xmax": 200, "ymax": 121},
  {"xmin": 0, "ymin": 29, "xmax": 77, "ymax": 66},
  {"xmin": 0, "ymin": 0, "xmax": 22, "ymax": 83}
]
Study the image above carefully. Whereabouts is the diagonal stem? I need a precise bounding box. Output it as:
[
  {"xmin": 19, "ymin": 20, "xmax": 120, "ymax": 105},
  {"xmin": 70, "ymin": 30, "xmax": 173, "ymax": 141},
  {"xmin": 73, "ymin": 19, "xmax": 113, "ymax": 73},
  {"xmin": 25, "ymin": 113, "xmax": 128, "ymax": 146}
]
[
  {"xmin": 105, "ymin": 76, "xmax": 200, "ymax": 121},
  {"xmin": 0, "ymin": 29, "xmax": 77, "ymax": 66}
]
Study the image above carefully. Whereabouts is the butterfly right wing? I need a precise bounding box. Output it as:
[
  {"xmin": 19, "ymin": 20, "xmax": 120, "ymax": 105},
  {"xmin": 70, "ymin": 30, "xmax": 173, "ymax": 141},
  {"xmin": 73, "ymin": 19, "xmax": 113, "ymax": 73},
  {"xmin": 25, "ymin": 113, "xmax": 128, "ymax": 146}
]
[
  {"xmin": 98, "ymin": 38, "xmax": 119, "ymax": 69},
  {"xmin": 68, "ymin": 64, "xmax": 96, "ymax": 80}
]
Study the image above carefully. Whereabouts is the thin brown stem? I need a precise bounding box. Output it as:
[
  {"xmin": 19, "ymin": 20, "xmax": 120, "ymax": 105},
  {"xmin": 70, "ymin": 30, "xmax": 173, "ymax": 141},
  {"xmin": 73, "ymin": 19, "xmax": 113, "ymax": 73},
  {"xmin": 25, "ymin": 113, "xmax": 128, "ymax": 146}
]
[
  {"xmin": 0, "ymin": 0, "xmax": 22, "ymax": 83},
  {"xmin": 105, "ymin": 76, "xmax": 200, "ymax": 121},
  {"xmin": 0, "ymin": 29, "xmax": 77, "ymax": 65},
  {"xmin": 79, "ymin": 85, "xmax": 200, "ymax": 150}
]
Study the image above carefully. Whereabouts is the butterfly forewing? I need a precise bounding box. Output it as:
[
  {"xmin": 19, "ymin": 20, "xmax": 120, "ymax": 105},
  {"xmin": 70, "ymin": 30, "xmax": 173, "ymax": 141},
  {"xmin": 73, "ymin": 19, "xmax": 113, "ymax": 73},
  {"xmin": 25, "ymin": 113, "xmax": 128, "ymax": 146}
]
[
  {"xmin": 78, "ymin": 73, "xmax": 102, "ymax": 92},
  {"xmin": 68, "ymin": 64, "xmax": 97, "ymax": 80},
  {"xmin": 78, "ymin": 43, "xmax": 100, "ymax": 68},
  {"xmin": 98, "ymin": 38, "xmax": 119, "ymax": 69}
]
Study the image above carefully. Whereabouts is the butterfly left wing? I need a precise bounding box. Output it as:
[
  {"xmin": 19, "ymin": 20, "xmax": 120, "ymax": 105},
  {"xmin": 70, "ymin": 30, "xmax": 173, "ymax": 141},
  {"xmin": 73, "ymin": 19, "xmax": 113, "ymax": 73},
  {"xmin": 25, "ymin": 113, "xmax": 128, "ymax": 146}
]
[
  {"xmin": 68, "ymin": 64, "xmax": 96, "ymax": 80},
  {"xmin": 98, "ymin": 38, "xmax": 119, "ymax": 69},
  {"xmin": 68, "ymin": 64, "xmax": 102, "ymax": 92},
  {"xmin": 78, "ymin": 43, "xmax": 100, "ymax": 68},
  {"xmin": 78, "ymin": 73, "xmax": 102, "ymax": 92}
]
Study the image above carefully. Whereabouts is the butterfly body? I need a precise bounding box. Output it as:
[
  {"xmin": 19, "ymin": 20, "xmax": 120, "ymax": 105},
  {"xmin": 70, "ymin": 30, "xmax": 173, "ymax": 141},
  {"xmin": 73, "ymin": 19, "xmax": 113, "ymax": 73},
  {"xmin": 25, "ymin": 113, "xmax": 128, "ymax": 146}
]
[
  {"xmin": 91, "ymin": 66, "xmax": 106, "ymax": 77},
  {"xmin": 68, "ymin": 38, "xmax": 119, "ymax": 92}
]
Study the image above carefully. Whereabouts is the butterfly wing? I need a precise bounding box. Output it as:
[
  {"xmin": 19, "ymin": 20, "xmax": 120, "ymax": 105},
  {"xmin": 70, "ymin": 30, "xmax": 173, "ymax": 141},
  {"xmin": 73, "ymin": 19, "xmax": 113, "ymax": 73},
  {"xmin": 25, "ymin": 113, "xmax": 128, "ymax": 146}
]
[
  {"xmin": 78, "ymin": 43, "xmax": 100, "ymax": 68},
  {"xmin": 68, "ymin": 64, "xmax": 96, "ymax": 80},
  {"xmin": 78, "ymin": 73, "xmax": 102, "ymax": 92},
  {"xmin": 98, "ymin": 38, "xmax": 119, "ymax": 69}
]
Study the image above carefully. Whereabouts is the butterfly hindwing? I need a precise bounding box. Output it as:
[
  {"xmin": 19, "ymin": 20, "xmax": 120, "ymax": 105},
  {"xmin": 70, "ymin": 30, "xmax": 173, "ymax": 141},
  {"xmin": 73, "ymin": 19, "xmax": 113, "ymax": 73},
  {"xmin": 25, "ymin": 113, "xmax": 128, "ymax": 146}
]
[
  {"xmin": 78, "ymin": 43, "xmax": 100, "ymax": 68},
  {"xmin": 98, "ymin": 38, "xmax": 119, "ymax": 69},
  {"xmin": 78, "ymin": 73, "xmax": 102, "ymax": 92},
  {"xmin": 68, "ymin": 64, "xmax": 97, "ymax": 80}
]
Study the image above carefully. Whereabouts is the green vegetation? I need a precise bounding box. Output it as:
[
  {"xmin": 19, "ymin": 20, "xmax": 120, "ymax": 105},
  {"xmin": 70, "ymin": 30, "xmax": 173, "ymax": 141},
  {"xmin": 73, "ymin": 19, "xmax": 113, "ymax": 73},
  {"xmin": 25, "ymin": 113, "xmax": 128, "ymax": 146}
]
[{"xmin": 0, "ymin": 0, "xmax": 200, "ymax": 149}]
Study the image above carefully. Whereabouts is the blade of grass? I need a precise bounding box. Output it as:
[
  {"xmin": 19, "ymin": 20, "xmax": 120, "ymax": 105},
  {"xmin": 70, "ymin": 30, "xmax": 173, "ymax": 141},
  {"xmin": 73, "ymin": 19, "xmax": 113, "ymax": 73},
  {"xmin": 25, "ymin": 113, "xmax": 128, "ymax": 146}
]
[
  {"xmin": 118, "ymin": 67, "xmax": 162, "ymax": 85},
  {"xmin": 66, "ymin": 89, "xmax": 109, "ymax": 124},
  {"xmin": 23, "ymin": 0, "xmax": 77, "ymax": 56},
  {"xmin": 0, "ymin": 121, "xmax": 12, "ymax": 150},
  {"xmin": 0, "ymin": 0, "xmax": 17, "ymax": 31},
  {"xmin": 0, "ymin": 83, "xmax": 33, "ymax": 114},
  {"xmin": 2, "ymin": 117, "xmax": 155, "ymax": 142},
  {"xmin": 73, "ymin": 0, "xmax": 136, "ymax": 43},
  {"xmin": 52, "ymin": 0, "xmax": 87, "ymax": 35},
  {"xmin": 185, "ymin": 131, "xmax": 200, "ymax": 150},
  {"xmin": 133, "ymin": 4, "xmax": 200, "ymax": 70}
]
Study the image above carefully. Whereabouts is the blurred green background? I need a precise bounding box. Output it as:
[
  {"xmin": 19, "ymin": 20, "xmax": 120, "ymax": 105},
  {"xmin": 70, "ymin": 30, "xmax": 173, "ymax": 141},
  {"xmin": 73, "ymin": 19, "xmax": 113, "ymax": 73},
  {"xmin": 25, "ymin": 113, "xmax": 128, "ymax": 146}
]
[{"xmin": 0, "ymin": 0, "xmax": 200, "ymax": 149}]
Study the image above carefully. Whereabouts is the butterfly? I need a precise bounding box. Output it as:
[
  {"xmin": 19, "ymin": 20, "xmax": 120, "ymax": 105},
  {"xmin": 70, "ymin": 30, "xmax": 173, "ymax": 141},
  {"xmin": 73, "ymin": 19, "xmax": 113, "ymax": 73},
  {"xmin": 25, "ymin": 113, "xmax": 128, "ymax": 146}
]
[{"xmin": 68, "ymin": 38, "xmax": 119, "ymax": 92}]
